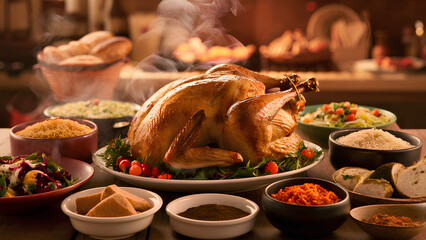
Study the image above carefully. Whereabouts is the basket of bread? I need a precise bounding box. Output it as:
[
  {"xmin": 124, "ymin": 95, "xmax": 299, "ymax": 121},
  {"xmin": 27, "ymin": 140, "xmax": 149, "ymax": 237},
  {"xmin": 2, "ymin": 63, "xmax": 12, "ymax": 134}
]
[{"xmin": 37, "ymin": 31, "xmax": 132, "ymax": 101}]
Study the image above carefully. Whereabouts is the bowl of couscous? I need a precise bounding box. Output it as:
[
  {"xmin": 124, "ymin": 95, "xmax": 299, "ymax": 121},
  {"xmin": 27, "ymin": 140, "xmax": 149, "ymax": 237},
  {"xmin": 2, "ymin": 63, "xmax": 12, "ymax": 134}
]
[
  {"xmin": 10, "ymin": 118, "xmax": 98, "ymax": 163},
  {"xmin": 44, "ymin": 99, "xmax": 139, "ymax": 147}
]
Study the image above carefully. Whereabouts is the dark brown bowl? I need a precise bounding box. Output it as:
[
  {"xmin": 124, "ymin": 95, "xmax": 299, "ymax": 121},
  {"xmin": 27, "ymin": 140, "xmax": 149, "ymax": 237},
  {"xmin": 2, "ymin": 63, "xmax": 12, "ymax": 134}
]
[
  {"xmin": 262, "ymin": 177, "xmax": 350, "ymax": 238},
  {"xmin": 350, "ymin": 204, "xmax": 425, "ymax": 240},
  {"xmin": 329, "ymin": 128, "xmax": 422, "ymax": 170},
  {"xmin": 10, "ymin": 118, "xmax": 98, "ymax": 163}
]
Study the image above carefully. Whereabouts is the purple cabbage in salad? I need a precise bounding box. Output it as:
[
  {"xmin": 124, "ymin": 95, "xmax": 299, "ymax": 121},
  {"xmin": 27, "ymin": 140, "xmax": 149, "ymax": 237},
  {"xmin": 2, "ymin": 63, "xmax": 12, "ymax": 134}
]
[{"xmin": 0, "ymin": 153, "xmax": 77, "ymax": 197}]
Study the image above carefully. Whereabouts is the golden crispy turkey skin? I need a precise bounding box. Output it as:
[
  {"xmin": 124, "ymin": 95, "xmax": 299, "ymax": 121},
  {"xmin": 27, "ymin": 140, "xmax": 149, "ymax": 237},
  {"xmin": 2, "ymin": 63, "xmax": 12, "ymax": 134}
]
[{"xmin": 128, "ymin": 64, "xmax": 319, "ymax": 169}]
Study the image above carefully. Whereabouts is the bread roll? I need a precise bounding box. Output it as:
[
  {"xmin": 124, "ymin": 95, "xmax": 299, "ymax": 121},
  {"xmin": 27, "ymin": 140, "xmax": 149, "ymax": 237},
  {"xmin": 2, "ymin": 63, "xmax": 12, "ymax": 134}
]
[
  {"xmin": 57, "ymin": 41, "xmax": 90, "ymax": 56},
  {"xmin": 79, "ymin": 31, "xmax": 114, "ymax": 48},
  {"xmin": 90, "ymin": 37, "xmax": 133, "ymax": 62},
  {"xmin": 59, "ymin": 55, "xmax": 104, "ymax": 65},
  {"xmin": 42, "ymin": 46, "xmax": 70, "ymax": 64}
]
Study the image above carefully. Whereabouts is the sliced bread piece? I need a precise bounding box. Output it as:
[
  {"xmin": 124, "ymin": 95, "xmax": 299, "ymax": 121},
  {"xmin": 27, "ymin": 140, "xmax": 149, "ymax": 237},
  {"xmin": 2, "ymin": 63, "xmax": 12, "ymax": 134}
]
[
  {"xmin": 395, "ymin": 158, "xmax": 426, "ymax": 198},
  {"xmin": 86, "ymin": 193, "xmax": 137, "ymax": 217},
  {"xmin": 368, "ymin": 162, "xmax": 405, "ymax": 196},
  {"xmin": 101, "ymin": 185, "xmax": 152, "ymax": 212},
  {"xmin": 334, "ymin": 167, "xmax": 373, "ymax": 191},
  {"xmin": 353, "ymin": 178, "xmax": 394, "ymax": 198},
  {"xmin": 75, "ymin": 192, "xmax": 102, "ymax": 215}
]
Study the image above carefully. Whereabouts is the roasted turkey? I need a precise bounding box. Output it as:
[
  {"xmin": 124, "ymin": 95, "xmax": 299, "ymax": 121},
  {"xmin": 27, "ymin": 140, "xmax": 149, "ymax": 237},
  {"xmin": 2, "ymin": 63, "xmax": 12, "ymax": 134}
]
[{"xmin": 128, "ymin": 64, "xmax": 319, "ymax": 169}]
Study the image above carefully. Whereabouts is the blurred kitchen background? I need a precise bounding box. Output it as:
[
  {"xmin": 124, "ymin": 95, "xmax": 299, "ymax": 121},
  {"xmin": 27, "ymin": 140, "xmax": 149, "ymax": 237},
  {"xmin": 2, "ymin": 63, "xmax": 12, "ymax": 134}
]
[{"xmin": 0, "ymin": 0, "xmax": 425, "ymax": 128}]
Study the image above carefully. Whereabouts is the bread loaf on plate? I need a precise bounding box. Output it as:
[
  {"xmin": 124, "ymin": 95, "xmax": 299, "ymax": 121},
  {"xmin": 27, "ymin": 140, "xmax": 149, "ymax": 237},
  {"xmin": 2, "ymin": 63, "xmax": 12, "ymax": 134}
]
[
  {"xmin": 395, "ymin": 158, "xmax": 426, "ymax": 198},
  {"xmin": 353, "ymin": 178, "xmax": 394, "ymax": 198},
  {"xmin": 368, "ymin": 162, "xmax": 405, "ymax": 197},
  {"xmin": 333, "ymin": 167, "xmax": 373, "ymax": 191}
]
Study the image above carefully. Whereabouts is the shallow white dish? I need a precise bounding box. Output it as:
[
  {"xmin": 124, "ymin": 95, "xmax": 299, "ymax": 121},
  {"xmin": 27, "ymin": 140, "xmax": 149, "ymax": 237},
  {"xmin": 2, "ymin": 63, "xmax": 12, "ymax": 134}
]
[
  {"xmin": 92, "ymin": 141, "xmax": 324, "ymax": 192},
  {"xmin": 166, "ymin": 193, "xmax": 259, "ymax": 239},
  {"xmin": 61, "ymin": 186, "xmax": 162, "ymax": 239}
]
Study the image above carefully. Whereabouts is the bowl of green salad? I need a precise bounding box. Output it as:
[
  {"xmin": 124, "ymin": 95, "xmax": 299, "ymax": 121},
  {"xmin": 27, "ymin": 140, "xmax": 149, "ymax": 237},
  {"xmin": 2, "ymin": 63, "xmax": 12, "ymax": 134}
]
[
  {"xmin": 296, "ymin": 101, "xmax": 396, "ymax": 147},
  {"xmin": 44, "ymin": 99, "xmax": 140, "ymax": 147}
]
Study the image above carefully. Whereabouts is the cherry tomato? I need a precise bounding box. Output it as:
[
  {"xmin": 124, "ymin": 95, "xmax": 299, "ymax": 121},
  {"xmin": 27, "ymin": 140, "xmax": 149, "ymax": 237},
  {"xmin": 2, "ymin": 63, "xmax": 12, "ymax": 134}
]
[
  {"xmin": 346, "ymin": 113, "xmax": 355, "ymax": 121},
  {"xmin": 264, "ymin": 161, "xmax": 279, "ymax": 174},
  {"xmin": 350, "ymin": 108, "xmax": 357, "ymax": 114},
  {"xmin": 343, "ymin": 101, "xmax": 351, "ymax": 108},
  {"xmin": 301, "ymin": 148, "xmax": 314, "ymax": 159},
  {"xmin": 157, "ymin": 173, "xmax": 172, "ymax": 179},
  {"xmin": 323, "ymin": 104, "xmax": 331, "ymax": 111},
  {"xmin": 335, "ymin": 108, "xmax": 344, "ymax": 115},
  {"xmin": 151, "ymin": 167, "xmax": 160, "ymax": 177},
  {"xmin": 131, "ymin": 160, "xmax": 141, "ymax": 167},
  {"xmin": 116, "ymin": 156, "xmax": 126, "ymax": 165},
  {"xmin": 129, "ymin": 165, "xmax": 142, "ymax": 176},
  {"xmin": 371, "ymin": 108, "xmax": 380, "ymax": 116},
  {"xmin": 141, "ymin": 163, "xmax": 151, "ymax": 177},
  {"xmin": 303, "ymin": 118, "xmax": 312, "ymax": 123},
  {"xmin": 118, "ymin": 159, "xmax": 131, "ymax": 172}
]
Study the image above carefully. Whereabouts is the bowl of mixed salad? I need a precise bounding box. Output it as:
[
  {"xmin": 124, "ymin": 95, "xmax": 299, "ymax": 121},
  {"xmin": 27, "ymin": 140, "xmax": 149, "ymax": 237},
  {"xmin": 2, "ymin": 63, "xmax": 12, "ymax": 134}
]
[
  {"xmin": 0, "ymin": 153, "xmax": 94, "ymax": 214},
  {"xmin": 296, "ymin": 102, "xmax": 396, "ymax": 147}
]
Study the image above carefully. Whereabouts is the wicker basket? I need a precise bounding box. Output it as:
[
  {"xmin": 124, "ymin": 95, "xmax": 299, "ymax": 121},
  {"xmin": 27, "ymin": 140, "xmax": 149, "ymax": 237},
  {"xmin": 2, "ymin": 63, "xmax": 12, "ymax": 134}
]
[{"xmin": 36, "ymin": 52, "xmax": 126, "ymax": 102}]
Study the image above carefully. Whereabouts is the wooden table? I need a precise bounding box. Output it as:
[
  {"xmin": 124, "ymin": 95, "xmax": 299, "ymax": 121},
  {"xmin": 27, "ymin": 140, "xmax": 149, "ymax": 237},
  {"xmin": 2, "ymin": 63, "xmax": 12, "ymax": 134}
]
[{"xmin": 0, "ymin": 125, "xmax": 425, "ymax": 240}]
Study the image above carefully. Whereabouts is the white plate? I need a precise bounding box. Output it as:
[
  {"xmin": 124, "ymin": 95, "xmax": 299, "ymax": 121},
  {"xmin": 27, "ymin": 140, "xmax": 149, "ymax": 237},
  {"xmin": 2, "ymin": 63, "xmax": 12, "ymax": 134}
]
[
  {"xmin": 307, "ymin": 4, "xmax": 361, "ymax": 40},
  {"xmin": 92, "ymin": 141, "xmax": 324, "ymax": 193}
]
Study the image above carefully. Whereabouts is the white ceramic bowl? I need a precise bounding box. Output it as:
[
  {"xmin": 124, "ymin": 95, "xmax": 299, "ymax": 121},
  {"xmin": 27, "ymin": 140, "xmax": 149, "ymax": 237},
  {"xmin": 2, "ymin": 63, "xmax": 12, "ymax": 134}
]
[
  {"xmin": 166, "ymin": 193, "xmax": 259, "ymax": 239},
  {"xmin": 61, "ymin": 186, "xmax": 162, "ymax": 239}
]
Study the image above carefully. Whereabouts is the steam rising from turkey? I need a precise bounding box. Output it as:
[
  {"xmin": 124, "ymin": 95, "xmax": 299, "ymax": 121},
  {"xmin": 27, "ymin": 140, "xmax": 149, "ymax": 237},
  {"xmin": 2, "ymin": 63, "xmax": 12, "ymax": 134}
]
[
  {"xmin": 127, "ymin": 0, "xmax": 244, "ymax": 103},
  {"xmin": 136, "ymin": 0, "xmax": 243, "ymax": 72}
]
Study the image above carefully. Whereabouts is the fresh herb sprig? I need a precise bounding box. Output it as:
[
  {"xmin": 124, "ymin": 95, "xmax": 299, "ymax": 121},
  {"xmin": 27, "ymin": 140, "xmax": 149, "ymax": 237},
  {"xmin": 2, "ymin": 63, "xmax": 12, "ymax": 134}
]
[{"xmin": 99, "ymin": 136, "xmax": 133, "ymax": 170}]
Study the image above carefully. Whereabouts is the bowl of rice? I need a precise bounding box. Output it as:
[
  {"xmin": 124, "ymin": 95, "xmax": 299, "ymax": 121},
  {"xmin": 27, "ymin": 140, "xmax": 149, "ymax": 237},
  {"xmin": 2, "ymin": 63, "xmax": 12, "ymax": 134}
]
[
  {"xmin": 329, "ymin": 128, "xmax": 422, "ymax": 170},
  {"xmin": 10, "ymin": 118, "xmax": 98, "ymax": 163}
]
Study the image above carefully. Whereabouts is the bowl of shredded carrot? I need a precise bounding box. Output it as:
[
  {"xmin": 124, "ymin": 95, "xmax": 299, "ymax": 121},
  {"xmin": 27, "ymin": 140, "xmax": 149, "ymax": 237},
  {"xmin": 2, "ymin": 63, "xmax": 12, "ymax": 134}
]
[{"xmin": 262, "ymin": 177, "xmax": 350, "ymax": 237}]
